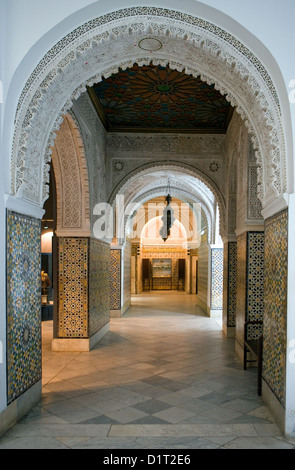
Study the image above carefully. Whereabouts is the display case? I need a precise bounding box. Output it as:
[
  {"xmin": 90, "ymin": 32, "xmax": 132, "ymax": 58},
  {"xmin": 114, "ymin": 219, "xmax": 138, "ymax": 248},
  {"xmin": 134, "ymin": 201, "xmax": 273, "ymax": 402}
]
[
  {"xmin": 152, "ymin": 259, "xmax": 171, "ymax": 277},
  {"xmin": 152, "ymin": 259, "xmax": 172, "ymax": 289}
]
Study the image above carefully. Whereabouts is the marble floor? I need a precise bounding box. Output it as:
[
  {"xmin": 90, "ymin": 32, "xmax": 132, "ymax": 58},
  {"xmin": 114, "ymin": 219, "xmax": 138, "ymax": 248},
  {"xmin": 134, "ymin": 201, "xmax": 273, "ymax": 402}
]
[{"xmin": 0, "ymin": 292, "xmax": 294, "ymax": 449}]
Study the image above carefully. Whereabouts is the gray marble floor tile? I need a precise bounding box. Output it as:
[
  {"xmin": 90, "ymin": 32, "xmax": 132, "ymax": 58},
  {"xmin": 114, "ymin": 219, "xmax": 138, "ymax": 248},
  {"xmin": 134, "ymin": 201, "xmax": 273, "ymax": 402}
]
[
  {"xmin": 1, "ymin": 293, "xmax": 293, "ymax": 450},
  {"xmin": 133, "ymin": 398, "xmax": 172, "ymax": 414},
  {"xmin": 224, "ymin": 436, "xmax": 294, "ymax": 449}
]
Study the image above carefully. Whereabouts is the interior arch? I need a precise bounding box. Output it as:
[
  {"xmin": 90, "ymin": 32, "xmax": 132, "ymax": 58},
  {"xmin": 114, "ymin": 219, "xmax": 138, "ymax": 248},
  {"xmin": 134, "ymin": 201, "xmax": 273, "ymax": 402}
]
[{"xmin": 10, "ymin": 6, "xmax": 289, "ymax": 214}]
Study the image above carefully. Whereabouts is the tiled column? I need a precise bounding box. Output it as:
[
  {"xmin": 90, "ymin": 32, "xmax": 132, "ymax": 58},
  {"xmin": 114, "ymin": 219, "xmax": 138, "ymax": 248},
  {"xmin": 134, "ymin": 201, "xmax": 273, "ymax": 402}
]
[
  {"xmin": 222, "ymin": 241, "xmax": 237, "ymax": 337},
  {"xmin": 210, "ymin": 247, "xmax": 224, "ymax": 318},
  {"xmin": 52, "ymin": 236, "xmax": 110, "ymax": 351},
  {"xmin": 6, "ymin": 210, "xmax": 42, "ymax": 404},
  {"xmin": 263, "ymin": 209, "xmax": 288, "ymax": 430},
  {"xmin": 110, "ymin": 248, "xmax": 121, "ymax": 317},
  {"xmin": 235, "ymin": 231, "xmax": 264, "ymax": 362}
]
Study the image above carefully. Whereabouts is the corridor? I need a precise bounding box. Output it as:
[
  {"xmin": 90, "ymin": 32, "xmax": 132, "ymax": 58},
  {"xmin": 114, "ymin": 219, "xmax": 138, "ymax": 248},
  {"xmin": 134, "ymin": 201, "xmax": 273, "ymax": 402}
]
[{"xmin": 0, "ymin": 293, "xmax": 294, "ymax": 449}]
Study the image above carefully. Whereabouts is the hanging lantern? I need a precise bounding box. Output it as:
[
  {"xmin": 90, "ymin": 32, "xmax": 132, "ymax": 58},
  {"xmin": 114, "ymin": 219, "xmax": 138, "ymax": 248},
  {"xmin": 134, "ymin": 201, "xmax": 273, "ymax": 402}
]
[{"xmin": 160, "ymin": 180, "xmax": 175, "ymax": 242}]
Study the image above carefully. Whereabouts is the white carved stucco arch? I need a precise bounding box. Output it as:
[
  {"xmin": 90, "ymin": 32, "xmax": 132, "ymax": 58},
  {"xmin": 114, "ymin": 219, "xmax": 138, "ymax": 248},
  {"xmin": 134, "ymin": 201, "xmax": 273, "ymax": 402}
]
[
  {"xmin": 127, "ymin": 188, "xmax": 213, "ymax": 246},
  {"xmin": 11, "ymin": 7, "xmax": 286, "ymax": 212},
  {"xmin": 109, "ymin": 162, "xmax": 218, "ymax": 244},
  {"xmin": 51, "ymin": 113, "xmax": 91, "ymax": 236},
  {"xmin": 108, "ymin": 161, "xmax": 223, "ymax": 242}
]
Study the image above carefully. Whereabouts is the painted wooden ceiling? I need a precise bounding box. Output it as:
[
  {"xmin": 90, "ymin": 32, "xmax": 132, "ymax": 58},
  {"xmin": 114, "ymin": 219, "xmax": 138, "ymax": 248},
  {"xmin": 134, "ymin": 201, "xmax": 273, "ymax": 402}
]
[{"xmin": 88, "ymin": 63, "xmax": 234, "ymax": 134}]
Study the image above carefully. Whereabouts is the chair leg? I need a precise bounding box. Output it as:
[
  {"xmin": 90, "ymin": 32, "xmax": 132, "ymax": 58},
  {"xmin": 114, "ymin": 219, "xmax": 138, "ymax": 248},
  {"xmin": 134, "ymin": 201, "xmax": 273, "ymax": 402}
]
[
  {"xmin": 257, "ymin": 336, "xmax": 263, "ymax": 396},
  {"xmin": 243, "ymin": 344, "xmax": 247, "ymax": 370}
]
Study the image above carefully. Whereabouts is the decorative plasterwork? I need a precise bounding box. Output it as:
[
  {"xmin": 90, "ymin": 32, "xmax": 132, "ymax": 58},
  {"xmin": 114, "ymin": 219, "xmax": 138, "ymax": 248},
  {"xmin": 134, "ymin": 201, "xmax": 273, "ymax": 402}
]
[
  {"xmin": 128, "ymin": 186, "xmax": 214, "ymax": 245},
  {"xmin": 107, "ymin": 133, "xmax": 226, "ymax": 155},
  {"xmin": 51, "ymin": 114, "xmax": 90, "ymax": 235},
  {"xmin": 108, "ymin": 161, "xmax": 224, "ymax": 241},
  {"xmin": 107, "ymin": 132, "xmax": 226, "ymax": 214},
  {"xmin": 70, "ymin": 93, "xmax": 108, "ymax": 218},
  {"xmin": 11, "ymin": 7, "xmax": 285, "ymax": 211}
]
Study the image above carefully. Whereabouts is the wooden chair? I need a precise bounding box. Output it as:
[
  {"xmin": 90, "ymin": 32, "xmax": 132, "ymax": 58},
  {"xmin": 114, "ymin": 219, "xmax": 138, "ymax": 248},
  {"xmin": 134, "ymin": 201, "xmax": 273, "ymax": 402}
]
[{"xmin": 243, "ymin": 320, "xmax": 263, "ymax": 396}]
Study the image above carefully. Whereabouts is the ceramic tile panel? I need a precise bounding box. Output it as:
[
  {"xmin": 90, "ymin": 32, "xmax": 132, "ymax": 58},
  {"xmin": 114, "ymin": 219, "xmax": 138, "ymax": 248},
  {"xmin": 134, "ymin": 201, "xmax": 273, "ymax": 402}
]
[
  {"xmin": 222, "ymin": 243, "xmax": 229, "ymax": 327},
  {"xmin": 246, "ymin": 232, "xmax": 264, "ymax": 339},
  {"xmin": 110, "ymin": 249, "xmax": 121, "ymax": 309},
  {"xmin": 236, "ymin": 233, "xmax": 247, "ymax": 346},
  {"xmin": 211, "ymin": 248, "xmax": 223, "ymax": 310},
  {"xmin": 6, "ymin": 210, "xmax": 42, "ymax": 404},
  {"xmin": 89, "ymin": 238, "xmax": 110, "ymax": 336},
  {"xmin": 263, "ymin": 210, "xmax": 288, "ymax": 407},
  {"xmin": 236, "ymin": 232, "xmax": 265, "ymax": 344},
  {"xmin": 57, "ymin": 237, "xmax": 88, "ymax": 338},
  {"xmin": 223, "ymin": 242, "xmax": 237, "ymax": 328}
]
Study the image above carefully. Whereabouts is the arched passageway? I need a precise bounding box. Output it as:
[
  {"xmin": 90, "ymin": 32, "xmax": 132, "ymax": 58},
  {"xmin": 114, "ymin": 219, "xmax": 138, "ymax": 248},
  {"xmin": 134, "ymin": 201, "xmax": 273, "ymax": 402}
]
[{"xmin": 1, "ymin": 2, "xmax": 294, "ymax": 441}]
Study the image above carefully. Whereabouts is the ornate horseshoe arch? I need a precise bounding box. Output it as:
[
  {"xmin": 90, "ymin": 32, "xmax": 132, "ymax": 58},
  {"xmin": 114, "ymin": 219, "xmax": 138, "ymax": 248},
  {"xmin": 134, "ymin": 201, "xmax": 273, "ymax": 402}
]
[
  {"xmin": 11, "ymin": 7, "xmax": 286, "ymax": 211},
  {"xmin": 108, "ymin": 161, "xmax": 220, "ymax": 243}
]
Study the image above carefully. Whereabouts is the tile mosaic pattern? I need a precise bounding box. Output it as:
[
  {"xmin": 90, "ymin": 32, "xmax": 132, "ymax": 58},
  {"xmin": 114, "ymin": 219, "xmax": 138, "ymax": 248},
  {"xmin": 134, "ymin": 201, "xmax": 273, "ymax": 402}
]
[
  {"xmin": 6, "ymin": 210, "xmax": 42, "ymax": 404},
  {"xmin": 236, "ymin": 233, "xmax": 247, "ymax": 346},
  {"xmin": 223, "ymin": 242, "xmax": 237, "ymax": 328},
  {"xmin": 57, "ymin": 238, "xmax": 88, "ymax": 338},
  {"xmin": 228, "ymin": 242, "xmax": 237, "ymax": 327},
  {"xmin": 236, "ymin": 232, "xmax": 265, "ymax": 344},
  {"xmin": 211, "ymin": 248, "xmax": 223, "ymax": 310},
  {"xmin": 246, "ymin": 232, "xmax": 264, "ymax": 339},
  {"xmin": 222, "ymin": 244, "xmax": 228, "ymax": 327},
  {"xmin": 198, "ymin": 237, "xmax": 209, "ymax": 312},
  {"xmin": 123, "ymin": 241, "xmax": 131, "ymax": 307},
  {"xmin": 263, "ymin": 210, "xmax": 288, "ymax": 407},
  {"xmin": 110, "ymin": 249, "xmax": 121, "ymax": 310},
  {"xmin": 89, "ymin": 239, "xmax": 110, "ymax": 336}
]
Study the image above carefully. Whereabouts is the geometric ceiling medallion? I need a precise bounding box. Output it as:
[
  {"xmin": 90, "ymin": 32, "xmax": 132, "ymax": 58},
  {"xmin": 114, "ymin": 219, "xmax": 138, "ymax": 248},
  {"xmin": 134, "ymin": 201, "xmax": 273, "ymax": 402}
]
[{"xmin": 88, "ymin": 63, "xmax": 234, "ymax": 134}]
